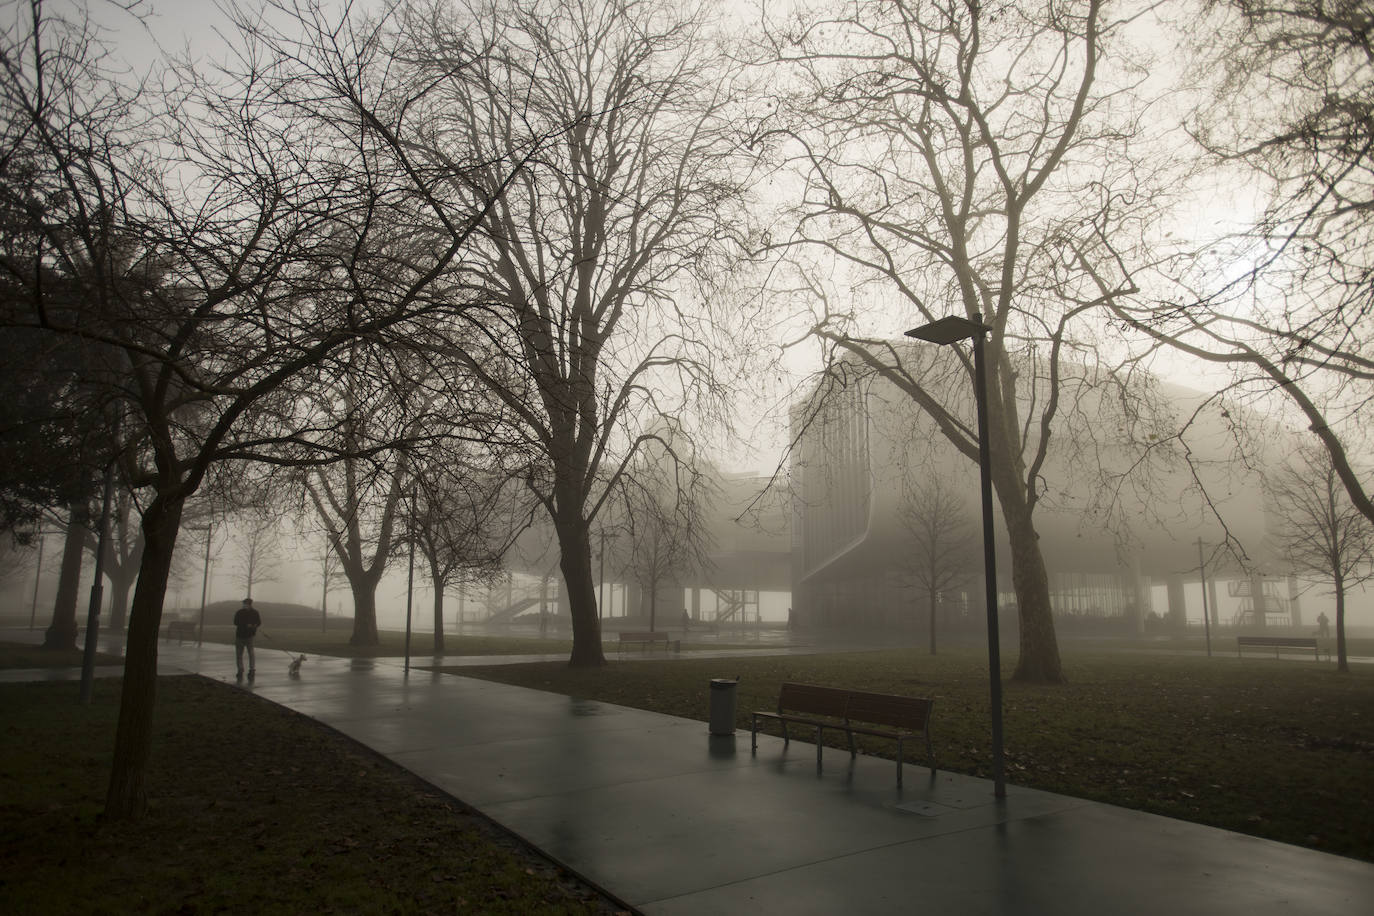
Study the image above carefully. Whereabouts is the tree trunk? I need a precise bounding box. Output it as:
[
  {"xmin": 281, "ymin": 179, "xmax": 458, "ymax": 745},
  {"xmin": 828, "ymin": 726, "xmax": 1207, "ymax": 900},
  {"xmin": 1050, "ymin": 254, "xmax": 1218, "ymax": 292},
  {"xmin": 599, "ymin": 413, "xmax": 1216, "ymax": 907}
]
[
  {"xmin": 1002, "ymin": 500, "xmax": 1063, "ymax": 683},
  {"xmin": 349, "ymin": 578, "xmax": 380, "ymax": 646},
  {"xmin": 648, "ymin": 577, "xmax": 658, "ymax": 633},
  {"xmin": 105, "ymin": 491, "xmax": 184, "ymax": 820},
  {"xmin": 554, "ymin": 515, "xmax": 605, "ymax": 667},
  {"xmin": 43, "ymin": 503, "xmax": 88, "ymax": 650},
  {"xmin": 1335, "ymin": 571, "xmax": 1348, "ymax": 673},
  {"xmin": 928, "ymin": 585, "xmax": 938, "ymax": 655},
  {"xmin": 431, "ymin": 564, "xmax": 445, "ymax": 654},
  {"xmin": 106, "ymin": 565, "xmax": 136, "ymax": 633}
]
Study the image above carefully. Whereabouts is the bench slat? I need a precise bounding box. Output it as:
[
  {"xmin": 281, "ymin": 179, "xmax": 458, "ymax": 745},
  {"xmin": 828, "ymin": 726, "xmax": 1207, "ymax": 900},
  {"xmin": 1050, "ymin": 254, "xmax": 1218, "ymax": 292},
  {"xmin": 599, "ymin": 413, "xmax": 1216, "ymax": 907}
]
[
  {"xmin": 843, "ymin": 691, "xmax": 931, "ymax": 730},
  {"xmin": 1237, "ymin": 636, "xmax": 1317, "ymax": 648},
  {"xmin": 751, "ymin": 683, "xmax": 935, "ymax": 785},
  {"xmin": 777, "ymin": 682, "xmax": 849, "ymax": 718}
]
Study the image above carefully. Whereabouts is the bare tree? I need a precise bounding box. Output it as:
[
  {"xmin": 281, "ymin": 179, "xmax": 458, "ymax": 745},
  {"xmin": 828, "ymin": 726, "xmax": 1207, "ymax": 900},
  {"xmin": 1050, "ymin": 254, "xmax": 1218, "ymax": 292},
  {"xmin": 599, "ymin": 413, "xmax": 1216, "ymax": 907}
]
[
  {"xmin": 755, "ymin": 0, "xmax": 1173, "ymax": 681},
  {"xmin": 315, "ymin": 540, "xmax": 344, "ymax": 631},
  {"xmin": 386, "ymin": 0, "xmax": 752, "ymax": 665},
  {"xmin": 900, "ymin": 475, "xmax": 976, "ymax": 655},
  {"xmin": 230, "ymin": 510, "xmax": 282, "ymax": 601},
  {"xmin": 42, "ymin": 501, "xmax": 89, "ymax": 648},
  {"xmin": 1118, "ymin": 0, "xmax": 1374, "ymax": 527},
  {"xmin": 304, "ymin": 376, "xmax": 419, "ymax": 646},
  {"xmin": 1266, "ymin": 446, "xmax": 1373, "ymax": 672},
  {"xmin": 87, "ymin": 486, "xmax": 142, "ymax": 632},
  {"xmin": 408, "ymin": 452, "xmax": 528, "ymax": 652},
  {"xmin": 618, "ymin": 450, "xmax": 713, "ymax": 634},
  {"xmin": 0, "ymin": 1, "xmax": 518, "ymax": 818}
]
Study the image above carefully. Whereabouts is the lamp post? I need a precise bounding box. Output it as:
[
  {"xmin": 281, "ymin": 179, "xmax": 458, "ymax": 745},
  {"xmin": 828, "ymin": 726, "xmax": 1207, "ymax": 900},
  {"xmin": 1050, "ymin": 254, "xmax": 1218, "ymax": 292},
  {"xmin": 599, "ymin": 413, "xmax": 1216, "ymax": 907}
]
[
  {"xmin": 905, "ymin": 312, "xmax": 1006, "ymax": 799},
  {"xmin": 404, "ymin": 484, "xmax": 417, "ymax": 675},
  {"xmin": 197, "ymin": 524, "xmax": 213, "ymax": 646},
  {"xmin": 1197, "ymin": 538, "xmax": 1212, "ymax": 658},
  {"xmin": 29, "ymin": 530, "xmax": 45, "ymax": 630},
  {"xmin": 79, "ymin": 454, "xmax": 117, "ymax": 705}
]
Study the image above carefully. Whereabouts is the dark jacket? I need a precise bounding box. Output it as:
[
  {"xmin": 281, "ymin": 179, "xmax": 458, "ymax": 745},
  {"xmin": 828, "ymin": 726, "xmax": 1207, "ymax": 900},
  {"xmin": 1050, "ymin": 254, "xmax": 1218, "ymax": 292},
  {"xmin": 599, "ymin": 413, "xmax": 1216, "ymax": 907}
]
[{"xmin": 233, "ymin": 606, "xmax": 261, "ymax": 640}]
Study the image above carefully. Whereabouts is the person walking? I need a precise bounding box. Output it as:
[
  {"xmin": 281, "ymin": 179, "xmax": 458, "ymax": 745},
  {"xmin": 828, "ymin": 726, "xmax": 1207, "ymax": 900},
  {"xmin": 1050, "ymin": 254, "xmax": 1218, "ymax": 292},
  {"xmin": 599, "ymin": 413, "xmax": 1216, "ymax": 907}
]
[{"xmin": 233, "ymin": 597, "xmax": 262, "ymax": 679}]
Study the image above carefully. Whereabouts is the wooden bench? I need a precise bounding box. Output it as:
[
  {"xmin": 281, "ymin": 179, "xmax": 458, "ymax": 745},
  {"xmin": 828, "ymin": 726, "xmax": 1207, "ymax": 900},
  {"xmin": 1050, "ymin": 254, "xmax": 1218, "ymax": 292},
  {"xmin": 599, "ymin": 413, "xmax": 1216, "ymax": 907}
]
[
  {"xmin": 751, "ymin": 682, "xmax": 935, "ymax": 786},
  {"xmin": 1237, "ymin": 635, "xmax": 1319, "ymax": 660},
  {"xmin": 164, "ymin": 620, "xmax": 197, "ymax": 643},
  {"xmin": 617, "ymin": 631, "xmax": 679, "ymax": 654}
]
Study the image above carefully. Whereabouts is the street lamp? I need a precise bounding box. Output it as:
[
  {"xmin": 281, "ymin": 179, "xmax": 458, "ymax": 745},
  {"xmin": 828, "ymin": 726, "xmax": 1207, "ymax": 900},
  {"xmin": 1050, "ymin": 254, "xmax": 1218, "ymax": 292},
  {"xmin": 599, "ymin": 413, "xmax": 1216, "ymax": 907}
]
[
  {"xmin": 905, "ymin": 312, "xmax": 1006, "ymax": 799},
  {"xmin": 196, "ymin": 524, "xmax": 213, "ymax": 646}
]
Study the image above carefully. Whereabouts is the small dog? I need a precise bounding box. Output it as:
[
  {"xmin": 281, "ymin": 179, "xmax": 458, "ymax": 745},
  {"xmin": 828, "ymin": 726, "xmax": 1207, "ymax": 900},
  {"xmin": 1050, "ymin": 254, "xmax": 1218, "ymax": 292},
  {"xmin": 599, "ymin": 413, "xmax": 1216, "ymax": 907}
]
[{"xmin": 288, "ymin": 654, "xmax": 307, "ymax": 678}]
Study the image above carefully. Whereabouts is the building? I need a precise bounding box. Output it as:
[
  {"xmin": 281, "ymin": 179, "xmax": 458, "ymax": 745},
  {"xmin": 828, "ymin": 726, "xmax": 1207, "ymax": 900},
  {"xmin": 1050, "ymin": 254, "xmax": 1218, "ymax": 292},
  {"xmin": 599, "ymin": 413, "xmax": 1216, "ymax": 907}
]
[{"xmin": 789, "ymin": 342, "xmax": 1291, "ymax": 633}]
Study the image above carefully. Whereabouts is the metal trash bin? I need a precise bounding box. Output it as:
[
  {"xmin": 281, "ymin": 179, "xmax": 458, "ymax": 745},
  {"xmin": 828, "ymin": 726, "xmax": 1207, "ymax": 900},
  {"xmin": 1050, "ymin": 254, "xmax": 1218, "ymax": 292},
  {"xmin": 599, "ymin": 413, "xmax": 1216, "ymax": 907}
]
[{"xmin": 709, "ymin": 677, "xmax": 739, "ymax": 735}]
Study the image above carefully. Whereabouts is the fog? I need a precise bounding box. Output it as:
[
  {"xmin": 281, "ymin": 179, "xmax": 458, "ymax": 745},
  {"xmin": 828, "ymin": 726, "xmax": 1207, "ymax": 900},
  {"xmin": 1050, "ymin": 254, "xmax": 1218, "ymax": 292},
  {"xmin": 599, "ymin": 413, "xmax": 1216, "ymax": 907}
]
[{"xmin": 5, "ymin": 0, "xmax": 1372, "ymax": 654}]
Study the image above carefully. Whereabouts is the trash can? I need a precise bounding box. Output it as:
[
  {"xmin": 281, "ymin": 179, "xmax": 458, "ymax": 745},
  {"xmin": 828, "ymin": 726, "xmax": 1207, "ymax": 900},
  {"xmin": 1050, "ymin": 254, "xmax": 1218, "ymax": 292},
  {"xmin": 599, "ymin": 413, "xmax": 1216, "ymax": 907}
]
[{"xmin": 709, "ymin": 677, "xmax": 739, "ymax": 735}]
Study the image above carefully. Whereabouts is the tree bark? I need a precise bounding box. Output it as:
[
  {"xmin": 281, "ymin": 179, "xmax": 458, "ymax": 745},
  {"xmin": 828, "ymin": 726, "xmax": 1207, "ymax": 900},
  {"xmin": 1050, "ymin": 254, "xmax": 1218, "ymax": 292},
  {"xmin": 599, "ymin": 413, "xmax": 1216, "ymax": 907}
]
[
  {"xmin": 555, "ymin": 515, "xmax": 605, "ymax": 667},
  {"xmin": 431, "ymin": 563, "xmax": 445, "ymax": 654},
  {"xmin": 1001, "ymin": 498, "xmax": 1063, "ymax": 683},
  {"xmin": 42, "ymin": 503, "xmax": 88, "ymax": 650},
  {"xmin": 348, "ymin": 575, "xmax": 380, "ymax": 646},
  {"xmin": 106, "ymin": 564, "xmax": 136, "ymax": 633},
  {"xmin": 928, "ymin": 585, "xmax": 938, "ymax": 656},
  {"xmin": 1335, "ymin": 571, "xmax": 1349, "ymax": 673},
  {"xmin": 105, "ymin": 491, "xmax": 184, "ymax": 820}
]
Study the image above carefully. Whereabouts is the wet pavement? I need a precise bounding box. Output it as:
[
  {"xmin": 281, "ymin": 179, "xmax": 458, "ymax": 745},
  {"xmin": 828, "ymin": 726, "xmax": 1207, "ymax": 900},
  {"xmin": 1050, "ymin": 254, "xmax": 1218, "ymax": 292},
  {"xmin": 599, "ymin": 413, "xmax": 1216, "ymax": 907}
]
[{"xmin": 6, "ymin": 629, "xmax": 1374, "ymax": 914}]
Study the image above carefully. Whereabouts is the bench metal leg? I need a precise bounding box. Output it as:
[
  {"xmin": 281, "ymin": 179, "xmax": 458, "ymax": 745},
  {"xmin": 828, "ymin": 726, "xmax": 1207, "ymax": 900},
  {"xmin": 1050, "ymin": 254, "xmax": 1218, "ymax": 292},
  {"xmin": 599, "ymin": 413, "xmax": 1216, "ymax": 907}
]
[{"xmin": 897, "ymin": 737, "xmax": 904, "ymax": 787}]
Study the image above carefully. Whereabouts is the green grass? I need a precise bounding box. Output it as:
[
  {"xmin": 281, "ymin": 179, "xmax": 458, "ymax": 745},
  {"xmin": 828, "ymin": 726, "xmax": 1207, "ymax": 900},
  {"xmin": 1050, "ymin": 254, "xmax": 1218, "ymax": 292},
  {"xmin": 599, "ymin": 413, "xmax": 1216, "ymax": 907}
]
[
  {"xmin": 443, "ymin": 647, "xmax": 1374, "ymax": 861},
  {"xmin": 0, "ymin": 674, "xmax": 627, "ymax": 915}
]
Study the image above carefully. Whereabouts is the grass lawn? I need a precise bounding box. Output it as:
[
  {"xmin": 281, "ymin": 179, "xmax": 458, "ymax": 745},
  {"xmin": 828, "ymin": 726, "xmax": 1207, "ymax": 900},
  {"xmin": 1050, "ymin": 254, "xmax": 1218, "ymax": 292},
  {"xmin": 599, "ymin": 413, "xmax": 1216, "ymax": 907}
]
[
  {"xmin": 443, "ymin": 646, "xmax": 1374, "ymax": 862},
  {"xmin": 195, "ymin": 625, "xmax": 759, "ymax": 659},
  {"xmin": 0, "ymin": 661, "xmax": 627, "ymax": 914},
  {"xmin": 0, "ymin": 643, "xmax": 124, "ymax": 668},
  {"xmin": 193, "ymin": 625, "xmax": 580, "ymax": 659}
]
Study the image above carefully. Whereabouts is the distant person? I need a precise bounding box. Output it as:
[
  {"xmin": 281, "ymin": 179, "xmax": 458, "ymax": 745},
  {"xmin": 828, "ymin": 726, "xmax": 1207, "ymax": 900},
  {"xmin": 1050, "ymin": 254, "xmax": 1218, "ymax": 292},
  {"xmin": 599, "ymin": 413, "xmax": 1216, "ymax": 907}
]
[
  {"xmin": 233, "ymin": 597, "xmax": 261, "ymax": 680},
  {"xmin": 681, "ymin": 609, "xmax": 691, "ymax": 634},
  {"xmin": 1317, "ymin": 611, "xmax": 1330, "ymax": 638}
]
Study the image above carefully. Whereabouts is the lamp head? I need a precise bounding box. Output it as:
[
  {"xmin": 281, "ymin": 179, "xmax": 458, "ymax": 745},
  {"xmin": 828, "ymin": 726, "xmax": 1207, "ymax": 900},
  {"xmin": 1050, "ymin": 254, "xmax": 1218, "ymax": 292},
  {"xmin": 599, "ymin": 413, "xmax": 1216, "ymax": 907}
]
[{"xmin": 904, "ymin": 315, "xmax": 989, "ymax": 345}]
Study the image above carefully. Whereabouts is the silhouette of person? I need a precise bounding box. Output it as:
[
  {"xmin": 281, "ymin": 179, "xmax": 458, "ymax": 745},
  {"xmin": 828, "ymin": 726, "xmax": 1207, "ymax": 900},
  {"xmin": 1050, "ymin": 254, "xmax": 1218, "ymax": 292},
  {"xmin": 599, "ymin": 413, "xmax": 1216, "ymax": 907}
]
[
  {"xmin": 1317, "ymin": 611, "xmax": 1330, "ymax": 638},
  {"xmin": 233, "ymin": 597, "xmax": 261, "ymax": 679}
]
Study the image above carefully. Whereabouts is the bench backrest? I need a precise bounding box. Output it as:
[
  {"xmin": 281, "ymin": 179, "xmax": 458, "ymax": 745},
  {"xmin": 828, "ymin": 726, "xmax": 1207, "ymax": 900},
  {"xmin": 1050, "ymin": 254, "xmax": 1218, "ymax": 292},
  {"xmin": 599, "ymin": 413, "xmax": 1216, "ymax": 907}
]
[
  {"xmin": 619, "ymin": 631, "xmax": 667, "ymax": 642},
  {"xmin": 1237, "ymin": 636, "xmax": 1317, "ymax": 648},
  {"xmin": 778, "ymin": 682, "xmax": 850, "ymax": 718},
  {"xmin": 843, "ymin": 691, "xmax": 932, "ymax": 730}
]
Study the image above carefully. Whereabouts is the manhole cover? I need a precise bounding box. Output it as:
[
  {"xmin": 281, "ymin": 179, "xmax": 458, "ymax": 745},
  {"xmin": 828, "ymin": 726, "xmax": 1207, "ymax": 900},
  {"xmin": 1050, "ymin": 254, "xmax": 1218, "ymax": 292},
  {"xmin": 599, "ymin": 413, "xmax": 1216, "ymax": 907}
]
[{"xmin": 894, "ymin": 800, "xmax": 956, "ymax": 817}]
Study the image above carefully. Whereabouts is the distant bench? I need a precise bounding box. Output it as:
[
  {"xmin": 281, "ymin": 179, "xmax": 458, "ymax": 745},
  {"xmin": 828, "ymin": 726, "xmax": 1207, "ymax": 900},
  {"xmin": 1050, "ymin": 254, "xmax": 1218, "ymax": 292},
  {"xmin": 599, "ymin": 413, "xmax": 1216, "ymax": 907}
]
[
  {"xmin": 1236, "ymin": 635, "xmax": 1319, "ymax": 660},
  {"xmin": 617, "ymin": 631, "xmax": 679, "ymax": 655},
  {"xmin": 751, "ymin": 682, "xmax": 935, "ymax": 786},
  {"xmin": 164, "ymin": 620, "xmax": 197, "ymax": 643}
]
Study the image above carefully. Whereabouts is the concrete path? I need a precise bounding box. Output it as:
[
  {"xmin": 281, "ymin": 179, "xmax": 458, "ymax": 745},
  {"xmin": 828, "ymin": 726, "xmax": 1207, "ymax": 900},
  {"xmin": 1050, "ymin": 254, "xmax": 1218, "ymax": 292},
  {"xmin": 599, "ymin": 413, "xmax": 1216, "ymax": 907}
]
[{"xmin": 8, "ymin": 631, "xmax": 1374, "ymax": 914}]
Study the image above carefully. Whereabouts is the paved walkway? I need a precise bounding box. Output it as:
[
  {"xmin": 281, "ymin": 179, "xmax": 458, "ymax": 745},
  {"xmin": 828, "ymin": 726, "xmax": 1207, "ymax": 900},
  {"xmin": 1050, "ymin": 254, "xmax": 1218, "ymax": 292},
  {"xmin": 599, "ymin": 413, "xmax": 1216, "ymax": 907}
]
[{"xmin": 9, "ymin": 631, "xmax": 1374, "ymax": 914}]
